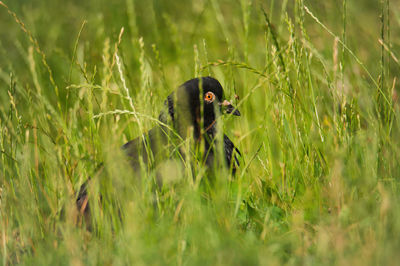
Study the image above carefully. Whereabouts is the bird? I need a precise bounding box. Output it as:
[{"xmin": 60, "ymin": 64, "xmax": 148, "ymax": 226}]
[
  {"xmin": 122, "ymin": 76, "xmax": 241, "ymax": 172},
  {"xmin": 76, "ymin": 77, "xmax": 241, "ymax": 220}
]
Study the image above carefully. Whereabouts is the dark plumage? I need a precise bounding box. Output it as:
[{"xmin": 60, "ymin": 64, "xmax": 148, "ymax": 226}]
[
  {"xmin": 122, "ymin": 76, "xmax": 241, "ymax": 170},
  {"xmin": 76, "ymin": 77, "xmax": 241, "ymax": 219}
]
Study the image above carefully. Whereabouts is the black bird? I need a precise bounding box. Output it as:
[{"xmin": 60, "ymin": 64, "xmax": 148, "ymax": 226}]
[
  {"xmin": 122, "ymin": 76, "xmax": 241, "ymax": 171},
  {"xmin": 76, "ymin": 77, "xmax": 241, "ymax": 219}
]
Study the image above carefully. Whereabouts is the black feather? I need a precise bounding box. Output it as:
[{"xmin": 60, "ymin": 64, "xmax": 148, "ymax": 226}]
[{"xmin": 76, "ymin": 77, "xmax": 241, "ymax": 218}]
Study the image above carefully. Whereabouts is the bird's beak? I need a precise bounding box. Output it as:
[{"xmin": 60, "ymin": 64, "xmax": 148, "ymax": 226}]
[{"xmin": 220, "ymin": 100, "xmax": 241, "ymax": 116}]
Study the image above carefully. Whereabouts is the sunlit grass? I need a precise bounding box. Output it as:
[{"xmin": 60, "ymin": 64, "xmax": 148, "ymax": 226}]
[{"xmin": 1, "ymin": 0, "xmax": 400, "ymax": 264}]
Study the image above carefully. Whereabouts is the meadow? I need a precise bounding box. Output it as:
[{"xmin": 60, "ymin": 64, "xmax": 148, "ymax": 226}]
[{"xmin": 1, "ymin": 0, "xmax": 400, "ymax": 264}]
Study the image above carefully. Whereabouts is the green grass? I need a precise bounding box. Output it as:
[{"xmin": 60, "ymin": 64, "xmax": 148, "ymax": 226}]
[{"xmin": 1, "ymin": 0, "xmax": 400, "ymax": 264}]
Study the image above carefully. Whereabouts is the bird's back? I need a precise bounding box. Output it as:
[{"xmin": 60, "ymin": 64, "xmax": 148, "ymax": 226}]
[{"xmin": 122, "ymin": 124, "xmax": 172, "ymax": 170}]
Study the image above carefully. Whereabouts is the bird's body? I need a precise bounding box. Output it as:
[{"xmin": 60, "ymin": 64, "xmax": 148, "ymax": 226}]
[
  {"xmin": 122, "ymin": 77, "xmax": 241, "ymax": 171},
  {"xmin": 76, "ymin": 77, "xmax": 241, "ymax": 219}
]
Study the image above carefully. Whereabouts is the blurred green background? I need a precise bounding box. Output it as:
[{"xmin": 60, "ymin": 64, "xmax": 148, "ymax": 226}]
[
  {"xmin": 1, "ymin": 0, "xmax": 400, "ymax": 265},
  {"xmin": 1, "ymin": 0, "xmax": 398, "ymax": 98}
]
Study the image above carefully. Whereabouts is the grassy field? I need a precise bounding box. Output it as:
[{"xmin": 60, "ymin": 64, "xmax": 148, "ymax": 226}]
[{"xmin": 1, "ymin": 0, "xmax": 400, "ymax": 264}]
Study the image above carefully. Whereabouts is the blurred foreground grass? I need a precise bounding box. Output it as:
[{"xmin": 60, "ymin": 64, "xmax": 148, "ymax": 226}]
[{"xmin": 1, "ymin": 0, "xmax": 400, "ymax": 264}]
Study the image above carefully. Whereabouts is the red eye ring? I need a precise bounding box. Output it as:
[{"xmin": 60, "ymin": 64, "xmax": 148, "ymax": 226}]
[{"xmin": 204, "ymin": 91, "xmax": 215, "ymax": 103}]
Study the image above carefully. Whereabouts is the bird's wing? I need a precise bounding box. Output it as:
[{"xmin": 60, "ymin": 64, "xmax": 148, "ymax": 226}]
[
  {"xmin": 121, "ymin": 122, "xmax": 183, "ymax": 170},
  {"xmin": 223, "ymin": 134, "xmax": 241, "ymax": 169},
  {"xmin": 122, "ymin": 126, "xmax": 164, "ymax": 169}
]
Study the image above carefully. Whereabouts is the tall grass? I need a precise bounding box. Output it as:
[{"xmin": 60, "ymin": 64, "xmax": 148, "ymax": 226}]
[{"xmin": 1, "ymin": 0, "xmax": 400, "ymax": 264}]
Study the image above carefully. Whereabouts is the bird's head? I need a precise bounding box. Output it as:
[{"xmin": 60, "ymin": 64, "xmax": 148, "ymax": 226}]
[
  {"xmin": 169, "ymin": 77, "xmax": 240, "ymax": 138},
  {"xmin": 200, "ymin": 76, "xmax": 240, "ymax": 117}
]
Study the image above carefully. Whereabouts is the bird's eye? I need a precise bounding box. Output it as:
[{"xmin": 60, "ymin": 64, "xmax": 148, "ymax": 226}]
[{"xmin": 204, "ymin": 91, "xmax": 215, "ymax": 103}]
